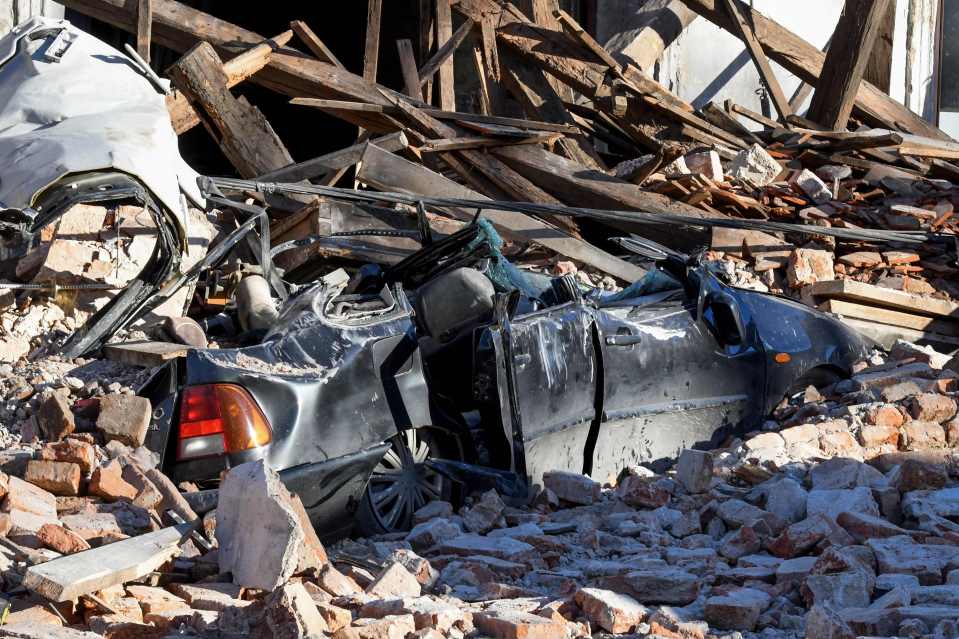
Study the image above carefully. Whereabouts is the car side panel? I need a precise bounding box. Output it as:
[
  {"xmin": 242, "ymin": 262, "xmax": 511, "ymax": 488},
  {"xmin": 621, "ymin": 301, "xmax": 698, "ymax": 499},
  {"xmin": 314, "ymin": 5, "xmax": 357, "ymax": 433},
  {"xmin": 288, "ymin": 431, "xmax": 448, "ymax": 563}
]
[
  {"xmin": 733, "ymin": 288, "xmax": 871, "ymax": 412},
  {"xmin": 590, "ymin": 294, "xmax": 764, "ymax": 478},
  {"xmin": 492, "ymin": 302, "xmax": 598, "ymax": 489}
]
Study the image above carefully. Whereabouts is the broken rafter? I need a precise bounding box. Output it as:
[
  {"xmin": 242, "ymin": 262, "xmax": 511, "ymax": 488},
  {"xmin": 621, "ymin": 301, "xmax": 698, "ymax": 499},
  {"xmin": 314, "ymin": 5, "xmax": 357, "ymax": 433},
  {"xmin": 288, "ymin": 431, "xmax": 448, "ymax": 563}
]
[
  {"xmin": 433, "ymin": 0, "xmax": 457, "ymax": 110},
  {"xmin": 363, "ymin": 0, "xmax": 383, "ymax": 82},
  {"xmin": 717, "ymin": 0, "xmax": 792, "ymax": 121},
  {"xmin": 355, "ymin": 143, "xmax": 644, "ymax": 283},
  {"xmin": 166, "ymin": 30, "xmax": 293, "ymax": 134},
  {"xmin": 418, "ymin": 17, "xmax": 474, "ymax": 89},
  {"xmin": 168, "ymin": 41, "xmax": 295, "ymax": 179},
  {"xmin": 289, "ymin": 20, "xmax": 345, "ymax": 69},
  {"xmin": 807, "ymin": 0, "xmax": 892, "ymax": 131},
  {"xmin": 396, "ymin": 39, "xmax": 422, "ymax": 100},
  {"xmin": 135, "ymin": 0, "xmax": 151, "ymax": 63},
  {"xmin": 256, "ymin": 131, "xmax": 409, "ymax": 183}
]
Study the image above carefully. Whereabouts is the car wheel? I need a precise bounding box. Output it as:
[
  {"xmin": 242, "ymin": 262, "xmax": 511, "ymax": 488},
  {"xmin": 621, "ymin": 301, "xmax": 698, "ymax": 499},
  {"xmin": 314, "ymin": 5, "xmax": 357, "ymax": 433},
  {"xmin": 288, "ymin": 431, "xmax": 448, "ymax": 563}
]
[
  {"xmin": 785, "ymin": 367, "xmax": 843, "ymax": 398},
  {"xmin": 355, "ymin": 428, "xmax": 453, "ymax": 536}
]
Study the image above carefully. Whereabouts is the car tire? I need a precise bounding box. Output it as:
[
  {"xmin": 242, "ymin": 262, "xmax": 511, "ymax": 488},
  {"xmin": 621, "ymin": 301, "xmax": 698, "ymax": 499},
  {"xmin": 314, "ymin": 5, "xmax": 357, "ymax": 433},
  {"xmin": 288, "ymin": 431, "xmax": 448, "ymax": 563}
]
[{"xmin": 355, "ymin": 427, "xmax": 455, "ymax": 537}]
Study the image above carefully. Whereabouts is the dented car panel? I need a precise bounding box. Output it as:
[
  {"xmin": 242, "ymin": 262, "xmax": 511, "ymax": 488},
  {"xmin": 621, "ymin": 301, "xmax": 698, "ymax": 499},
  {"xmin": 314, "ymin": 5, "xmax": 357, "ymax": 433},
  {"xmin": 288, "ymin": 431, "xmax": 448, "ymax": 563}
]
[
  {"xmin": 167, "ymin": 281, "xmax": 433, "ymax": 537},
  {"xmin": 152, "ymin": 236, "xmax": 872, "ymax": 540}
]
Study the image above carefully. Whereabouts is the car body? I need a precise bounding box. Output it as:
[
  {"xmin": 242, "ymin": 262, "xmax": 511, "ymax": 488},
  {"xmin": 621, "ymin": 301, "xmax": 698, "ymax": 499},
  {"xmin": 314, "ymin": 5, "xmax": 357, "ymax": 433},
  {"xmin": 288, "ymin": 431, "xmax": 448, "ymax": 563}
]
[{"xmin": 143, "ymin": 223, "xmax": 871, "ymax": 540}]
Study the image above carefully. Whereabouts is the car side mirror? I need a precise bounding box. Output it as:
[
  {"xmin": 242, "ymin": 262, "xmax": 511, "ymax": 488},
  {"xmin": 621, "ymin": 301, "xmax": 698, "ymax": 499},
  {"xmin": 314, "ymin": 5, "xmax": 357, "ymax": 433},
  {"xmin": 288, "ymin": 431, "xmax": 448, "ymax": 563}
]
[{"xmin": 703, "ymin": 291, "xmax": 745, "ymax": 347}]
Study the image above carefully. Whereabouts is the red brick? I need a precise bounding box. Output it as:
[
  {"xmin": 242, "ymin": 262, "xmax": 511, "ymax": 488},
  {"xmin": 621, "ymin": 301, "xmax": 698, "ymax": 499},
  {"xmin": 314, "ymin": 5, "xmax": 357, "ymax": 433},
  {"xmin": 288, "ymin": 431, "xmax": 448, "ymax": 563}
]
[
  {"xmin": 37, "ymin": 522, "xmax": 91, "ymax": 554},
  {"xmin": 23, "ymin": 460, "xmax": 80, "ymax": 496},
  {"xmin": 89, "ymin": 460, "xmax": 137, "ymax": 502}
]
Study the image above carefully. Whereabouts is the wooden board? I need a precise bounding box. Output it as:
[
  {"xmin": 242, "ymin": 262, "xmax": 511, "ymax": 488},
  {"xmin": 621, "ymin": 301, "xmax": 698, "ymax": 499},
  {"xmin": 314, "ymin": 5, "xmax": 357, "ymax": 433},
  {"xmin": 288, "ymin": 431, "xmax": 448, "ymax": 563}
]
[
  {"xmin": 256, "ymin": 131, "xmax": 407, "ymax": 183},
  {"xmin": 837, "ymin": 317, "xmax": 959, "ymax": 351},
  {"xmin": 356, "ymin": 143, "xmax": 645, "ymax": 283},
  {"xmin": 433, "ymin": 0, "xmax": 457, "ymax": 110},
  {"xmin": 136, "ymin": 0, "xmax": 152, "ymax": 62},
  {"xmin": 396, "ymin": 39, "xmax": 421, "ymax": 99},
  {"xmin": 804, "ymin": 279, "xmax": 959, "ymax": 319},
  {"xmin": 23, "ymin": 524, "xmax": 194, "ymax": 602},
  {"xmin": 103, "ymin": 341, "xmax": 191, "ymax": 368},
  {"xmin": 290, "ymin": 20, "xmax": 345, "ymax": 69},
  {"xmin": 364, "ymin": 0, "xmax": 383, "ymax": 82},
  {"xmin": 807, "ymin": 0, "xmax": 891, "ymax": 130},
  {"xmin": 819, "ymin": 299, "xmax": 959, "ymax": 337}
]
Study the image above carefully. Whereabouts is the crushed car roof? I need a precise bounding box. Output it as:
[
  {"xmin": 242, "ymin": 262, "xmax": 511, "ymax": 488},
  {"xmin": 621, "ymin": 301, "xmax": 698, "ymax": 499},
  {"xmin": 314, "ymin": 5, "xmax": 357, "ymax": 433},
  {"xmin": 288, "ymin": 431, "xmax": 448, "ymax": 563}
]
[{"xmin": 0, "ymin": 17, "xmax": 202, "ymax": 236}]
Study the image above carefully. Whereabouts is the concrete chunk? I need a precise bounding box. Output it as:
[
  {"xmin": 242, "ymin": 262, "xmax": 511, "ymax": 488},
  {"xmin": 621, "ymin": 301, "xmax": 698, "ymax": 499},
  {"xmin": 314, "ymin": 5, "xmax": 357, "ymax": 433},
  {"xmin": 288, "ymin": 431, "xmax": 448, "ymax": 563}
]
[
  {"xmin": 96, "ymin": 394, "xmax": 151, "ymax": 447},
  {"xmin": 216, "ymin": 459, "xmax": 325, "ymax": 590}
]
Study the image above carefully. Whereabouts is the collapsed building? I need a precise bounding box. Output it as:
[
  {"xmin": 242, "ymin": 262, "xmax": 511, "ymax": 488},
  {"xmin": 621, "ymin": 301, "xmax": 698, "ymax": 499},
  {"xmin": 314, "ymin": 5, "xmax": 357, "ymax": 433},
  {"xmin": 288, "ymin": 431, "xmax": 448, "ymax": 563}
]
[{"xmin": 0, "ymin": 0, "xmax": 957, "ymax": 638}]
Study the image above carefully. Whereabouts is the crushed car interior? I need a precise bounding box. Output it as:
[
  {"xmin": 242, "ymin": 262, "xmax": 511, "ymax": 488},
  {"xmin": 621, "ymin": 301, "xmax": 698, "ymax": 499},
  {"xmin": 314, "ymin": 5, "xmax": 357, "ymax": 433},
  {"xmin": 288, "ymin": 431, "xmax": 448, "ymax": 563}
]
[{"xmin": 143, "ymin": 203, "xmax": 871, "ymax": 541}]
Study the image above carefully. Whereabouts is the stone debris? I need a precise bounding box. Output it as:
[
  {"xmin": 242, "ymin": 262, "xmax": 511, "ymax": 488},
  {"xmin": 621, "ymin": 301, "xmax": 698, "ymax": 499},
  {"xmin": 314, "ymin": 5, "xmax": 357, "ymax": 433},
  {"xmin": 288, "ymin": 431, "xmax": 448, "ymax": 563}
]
[{"xmin": 0, "ymin": 340, "xmax": 955, "ymax": 639}]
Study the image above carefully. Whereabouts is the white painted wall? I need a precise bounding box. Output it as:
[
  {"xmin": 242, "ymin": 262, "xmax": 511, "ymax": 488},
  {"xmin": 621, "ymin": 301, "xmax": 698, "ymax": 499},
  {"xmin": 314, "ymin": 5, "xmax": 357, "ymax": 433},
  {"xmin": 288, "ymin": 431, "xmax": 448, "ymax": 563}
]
[{"xmin": 597, "ymin": 0, "xmax": 946, "ymax": 135}]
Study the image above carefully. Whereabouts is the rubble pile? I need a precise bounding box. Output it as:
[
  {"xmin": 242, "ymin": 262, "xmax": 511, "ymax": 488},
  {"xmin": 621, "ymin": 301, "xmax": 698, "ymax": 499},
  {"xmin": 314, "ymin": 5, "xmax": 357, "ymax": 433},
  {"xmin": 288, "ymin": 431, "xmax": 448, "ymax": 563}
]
[
  {"xmin": 0, "ymin": 342, "xmax": 953, "ymax": 637},
  {"xmin": 0, "ymin": 1, "xmax": 958, "ymax": 638}
]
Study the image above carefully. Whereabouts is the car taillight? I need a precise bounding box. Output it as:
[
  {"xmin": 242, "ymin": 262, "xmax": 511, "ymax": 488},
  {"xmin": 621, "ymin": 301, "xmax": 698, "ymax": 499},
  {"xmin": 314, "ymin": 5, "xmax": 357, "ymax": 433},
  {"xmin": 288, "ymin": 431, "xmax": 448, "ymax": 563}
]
[{"xmin": 176, "ymin": 384, "xmax": 272, "ymax": 461}]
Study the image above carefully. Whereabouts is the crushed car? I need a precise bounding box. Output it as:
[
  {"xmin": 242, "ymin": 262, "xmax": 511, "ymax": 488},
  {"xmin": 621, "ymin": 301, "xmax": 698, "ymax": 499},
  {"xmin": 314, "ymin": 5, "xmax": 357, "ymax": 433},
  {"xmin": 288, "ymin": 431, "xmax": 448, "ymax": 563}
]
[
  {"xmin": 142, "ymin": 216, "xmax": 871, "ymax": 541},
  {"xmin": 0, "ymin": 17, "xmax": 208, "ymax": 359}
]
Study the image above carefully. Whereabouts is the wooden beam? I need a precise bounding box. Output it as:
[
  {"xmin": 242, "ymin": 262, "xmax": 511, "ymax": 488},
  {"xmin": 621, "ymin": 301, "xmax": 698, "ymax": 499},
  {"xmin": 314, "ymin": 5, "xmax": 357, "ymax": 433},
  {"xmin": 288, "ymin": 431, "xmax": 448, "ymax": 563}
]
[
  {"xmin": 396, "ymin": 39, "xmax": 422, "ymax": 99},
  {"xmin": 289, "ymin": 20, "xmax": 345, "ymax": 69},
  {"xmin": 820, "ymin": 299, "xmax": 959, "ymax": 337},
  {"xmin": 472, "ymin": 43, "xmax": 491, "ymax": 115},
  {"xmin": 802, "ymin": 279, "xmax": 959, "ymax": 318},
  {"xmin": 256, "ymin": 131, "xmax": 408, "ymax": 183},
  {"xmin": 23, "ymin": 524, "xmax": 195, "ymax": 602},
  {"xmin": 677, "ymin": 0, "xmax": 949, "ymax": 140},
  {"xmin": 807, "ymin": 0, "xmax": 892, "ymax": 130},
  {"xmin": 135, "ymin": 0, "xmax": 151, "ymax": 63},
  {"xmin": 168, "ymin": 42, "xmax": 294, "ymax": 178},
  {"xmin": 167, "ymin": 30, "xmax": 293, "ymax": 134},
  {"xmin": 356, "ymin": 143, "xmax": 645, "ymax": 283},
  {"xmin": 500, "ymin": 49, "xmax": 607, "ymax": 169},
  {"xmin": 103, "ymin": 341, "xmax": 191, "ymax": 367},
  {"xmin": 864, "ymin": 0, "xmax": 896, "ymax": 93},
  {"xmin": 419, "ymin": 17, "xmax": 473, "ymax": 89},
  {"xmin": 419, "ymin": 0, "xmax": 436, "ymax": 103},
  {"xmin": 364, "ymin": 0, "xmax": 383, "ymax": 82},
  {"xmin": 788, "ymin": 37, "xmax": 830, "ymax": 112},
  {"xmin": 289, "ymin": 98, "xmax": 581, "ymax": 133},
  {"xmin": 717, "ymin": 0, "xmax": 792, "ymax": 120},
  {"xmin": 418, "ymin": 133, "xmax": 560, "ymax": 152},
  {"xmin": 434, "ymin": 0, "xmax": 456, "ymax": 110}
]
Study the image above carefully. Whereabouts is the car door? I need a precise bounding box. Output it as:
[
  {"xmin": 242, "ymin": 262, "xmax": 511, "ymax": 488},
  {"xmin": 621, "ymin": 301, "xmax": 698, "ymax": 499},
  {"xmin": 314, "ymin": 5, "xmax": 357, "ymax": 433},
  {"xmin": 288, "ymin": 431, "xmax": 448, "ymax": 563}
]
[
  {"xmin": 492, "ymin": 300, "xmax": 598, "ymax": 490},
  {"xmin": 589, "ymin": 270, "xmax": 765, "ymax": 480}
]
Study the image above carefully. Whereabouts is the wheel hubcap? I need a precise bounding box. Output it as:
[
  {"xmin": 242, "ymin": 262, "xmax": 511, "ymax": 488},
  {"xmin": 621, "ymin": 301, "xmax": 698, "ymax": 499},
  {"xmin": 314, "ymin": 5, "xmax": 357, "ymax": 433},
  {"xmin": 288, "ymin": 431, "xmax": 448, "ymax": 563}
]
[{"xmin": 367, "ymin": 429, "xmax": 445, "ymax": 532}]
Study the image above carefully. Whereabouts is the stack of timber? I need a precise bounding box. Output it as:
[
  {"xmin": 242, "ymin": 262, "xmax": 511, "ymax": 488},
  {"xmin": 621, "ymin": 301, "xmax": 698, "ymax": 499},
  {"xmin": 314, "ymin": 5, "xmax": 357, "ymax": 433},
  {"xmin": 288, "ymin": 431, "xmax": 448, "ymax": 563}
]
[{"xmin": 60, "ymin": 0, "xmax": 959, "ymax": 346}]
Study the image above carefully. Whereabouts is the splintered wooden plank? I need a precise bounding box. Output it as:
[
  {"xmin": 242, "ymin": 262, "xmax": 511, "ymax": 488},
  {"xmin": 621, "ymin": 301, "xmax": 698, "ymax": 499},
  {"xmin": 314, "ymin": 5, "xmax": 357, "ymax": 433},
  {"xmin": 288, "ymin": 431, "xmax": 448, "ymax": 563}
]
[
  {"xmin": 168, "ymin": 41, "xmax": 295, "ymax": 178},
  {"xmin": 289, "ymin": 20, "xmax": 345, "ymax": 69},
  {"xmin": 433, "ymin": 0, "xmax": 457, "ymax": 110},
  {"xmin": 807, "ymin": 0, "xmax": 891, "ymax": 130},
  {"xmin": 103, "ymin": 341, "xmax": 191, "ymax": 368},
  {"xmin": 718, "ymin": 0, "xmax": 791, "ymax": 120},
  {"xmin": 24, "ymin": 524, "xmax": 194, "ymax": 602},
  {"xmin": 167, "ymin": 30, "xmax": 293, "ymax": 134},
  {"xmin": 819, "ymin": 299, "xmax": 959, "ymax": 337},
  {"xmin": 364, "ymin": 0, "xmax": 383, "ymax": 82},
  {"xmin": 396, "ymin": 39, "xmax": 422, "ymax": 99},
  {"xmin": 136, "ymin": 0, "xmax": 152, "ymax": 62},
  {"xmin": 356, "ymin": 143, "xmax": 645, "ymax": 283},
  {"xmin": 804, "ymin": 279, "xmax": 959, "ymax": 319},
  {"xmin": 419, "ymin": 15, "xmax": 473, "ymax": 90},
  {"xmin": 257, "ymin": 131, "xmax": 408, "ymax": 183}
]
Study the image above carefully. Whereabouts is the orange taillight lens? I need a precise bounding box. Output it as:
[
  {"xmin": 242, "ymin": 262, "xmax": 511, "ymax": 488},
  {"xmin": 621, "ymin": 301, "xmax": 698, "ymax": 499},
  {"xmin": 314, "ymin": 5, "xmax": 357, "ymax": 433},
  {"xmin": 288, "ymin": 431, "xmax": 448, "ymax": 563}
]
[{"xmin": 177, "ymin": 384, "xmax": 272, "ymax": 460}]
